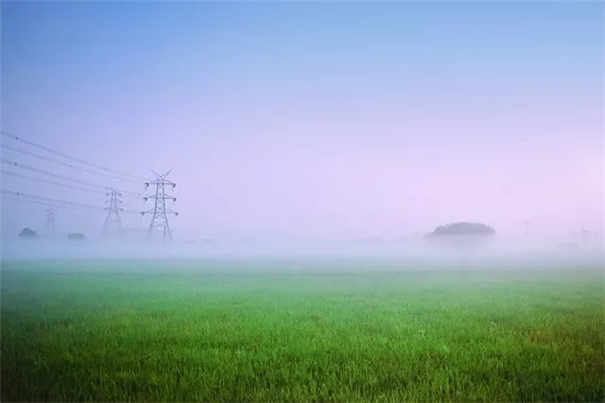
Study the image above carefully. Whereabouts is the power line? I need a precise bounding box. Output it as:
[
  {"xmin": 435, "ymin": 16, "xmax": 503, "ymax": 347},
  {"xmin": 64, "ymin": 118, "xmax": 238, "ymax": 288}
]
[
  {"xmin": 0, "ymin": 170, "xmax": 106, "ymax": 194},
  {"xmin": 1, "ymin": 143, "xmax": 139, "ymax": 183},
  {"xmin": 1, "ymin": 188, "xmax": 142, "ymax": 214},
  {"xmin": 117, "ymin": 189, "xmax": 145, "ymax": 198},
  {"xmin": 2, "ymin": 158, "xmax": 113, "ymax": 190},
  {"xmin": 1, "ymin": 159, "xmax": 143, "ymax": 197},
  {"xmin": 1, "ymin": 189, "xmax": 105, "ymax": 210},
  {"xmin": 1, "ymin": 129, "xmax": 146, "ymax": 181},
  {"xmin": 1, "ymin": 196, "xmax": 71, "ymax": 208}
]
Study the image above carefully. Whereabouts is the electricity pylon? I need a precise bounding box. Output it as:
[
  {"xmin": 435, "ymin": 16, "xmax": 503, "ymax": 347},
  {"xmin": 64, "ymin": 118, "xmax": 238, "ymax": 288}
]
[
  {"xmin": 141, "ymin": 171, "xmax": 178, "ymax": 245},
  {"xmin": 45, "ymin": 205, "xmax": 57, "ymax": 234},
  {"xmin": 102, "ymin": 189, "xmax": 125, "ymax": 236}
]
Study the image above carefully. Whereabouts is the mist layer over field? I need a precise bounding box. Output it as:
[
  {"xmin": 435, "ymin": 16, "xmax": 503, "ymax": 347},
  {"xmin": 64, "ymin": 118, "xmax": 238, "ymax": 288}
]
[
  {"xmin": 1, "ymin": 258, "xmax": 603, "ymax": 402},
  {"xmin": 2, "ymin": 234, "xmax": 603, "ymax": 263}
]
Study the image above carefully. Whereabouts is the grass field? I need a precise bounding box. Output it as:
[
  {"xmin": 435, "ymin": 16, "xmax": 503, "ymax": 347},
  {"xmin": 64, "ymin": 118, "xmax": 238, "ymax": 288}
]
[{"xmin": 1, "ymin": 259, "xmax": 604, "ymax": 402}]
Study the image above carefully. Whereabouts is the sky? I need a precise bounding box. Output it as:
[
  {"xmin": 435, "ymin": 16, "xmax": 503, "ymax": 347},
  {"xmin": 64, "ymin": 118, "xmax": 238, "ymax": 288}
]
[{"xmin": 1, "ymin": 1, "xmax": 603, "ymax": 243}]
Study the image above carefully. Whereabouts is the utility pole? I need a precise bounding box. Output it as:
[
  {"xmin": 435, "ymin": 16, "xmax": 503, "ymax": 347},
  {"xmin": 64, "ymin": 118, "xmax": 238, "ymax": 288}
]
[
  {"xmin": 102, "ymin": 189, "xmax": 125, "ymax": 236},
  {"xmin": 141, "ymin": 171, "xmax": 178, "ymax": 245},
  {"xmin": 45, "ymin": 205, "xmax": 57, "ymax": 234},
  {"xmin": 523, "ymin": 220, "xmax": 530, "ymax": 236},
  {"xmin": 581, "ymin": 226, "xmax": 589, "ymax": 249}
]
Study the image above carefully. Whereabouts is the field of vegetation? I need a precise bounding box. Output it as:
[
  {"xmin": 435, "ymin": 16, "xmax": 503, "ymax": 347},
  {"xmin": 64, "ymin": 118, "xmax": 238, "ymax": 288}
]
[{"xmin": 1, "ymin": 259, "xmax": 603, "ymax": 402}]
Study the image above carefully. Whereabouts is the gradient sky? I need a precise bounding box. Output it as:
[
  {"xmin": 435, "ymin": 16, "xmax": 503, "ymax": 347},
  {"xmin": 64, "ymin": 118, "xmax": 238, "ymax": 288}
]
[{"xmin": 1, "ymin": 1, "xmax": 603, "ymax": 241}]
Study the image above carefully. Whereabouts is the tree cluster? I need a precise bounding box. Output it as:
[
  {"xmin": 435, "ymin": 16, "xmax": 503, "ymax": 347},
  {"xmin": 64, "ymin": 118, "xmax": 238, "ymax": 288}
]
[
  {"xmin": 427, "ymin": 222, "xmax": 495, "ymax": 237},
  {"xmin": 18, "ymin": 228, "xmax": 40, "ymax": 239},
  {"xmin": 424, "ymin": 222, "xmax": 495, "ymax": 250}
]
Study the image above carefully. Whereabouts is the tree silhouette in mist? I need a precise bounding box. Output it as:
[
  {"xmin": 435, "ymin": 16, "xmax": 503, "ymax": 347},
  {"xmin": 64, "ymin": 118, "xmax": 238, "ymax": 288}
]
[{"xmin": 424, "ymin": 222, "xmax": 495, "ymax": 251}]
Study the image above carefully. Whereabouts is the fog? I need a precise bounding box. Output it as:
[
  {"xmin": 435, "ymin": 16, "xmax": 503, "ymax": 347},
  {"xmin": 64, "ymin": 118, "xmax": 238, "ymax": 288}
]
[
  {"xmin": 1, "ymin": 2, "xmax": 603, "ymax": 267},
  {"xmin": 1, "ymin": 232, "xmax": 602, "ymax": 270}
]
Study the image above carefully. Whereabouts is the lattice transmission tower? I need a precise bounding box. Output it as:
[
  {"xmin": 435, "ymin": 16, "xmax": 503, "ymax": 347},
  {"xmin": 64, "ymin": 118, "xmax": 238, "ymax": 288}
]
[
  {"xmin": 45, "ymin": 205, "xmax": 57, "ymax": 234},
  {"xmin": 141, "ymin": 171, "xmax": 178, "ymax": 245},
  {"xmin": 102, "ymin": 189, "xmax": 125, "ymax": 236}
]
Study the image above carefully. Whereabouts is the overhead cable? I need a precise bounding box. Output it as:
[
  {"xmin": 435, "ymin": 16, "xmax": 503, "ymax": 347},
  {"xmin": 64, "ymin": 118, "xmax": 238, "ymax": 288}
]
[
  {"xmin": 1, "ymin": 130, "xmax": 147, "ymax": 181},
  {"xmin": 0, "ymin": 170, "xmax": 106, "ymax": 194},
  {"xmin": 2, "ymin": 159, "xmax": 114, "ymax": 190},
  {"xmin": 0, "ymin": 160, "xmax": 145, "ymax": 197},
  {"xmin": 1, "ymin": 143, "xmax": 140, "ymax": 183},
  {"xmin": 1, "ymin": 189, "xmax": 141, "ymax": 214},
  {"xmin": 1, "ymin": 189, "xmax": 104, "ymax": 210}
]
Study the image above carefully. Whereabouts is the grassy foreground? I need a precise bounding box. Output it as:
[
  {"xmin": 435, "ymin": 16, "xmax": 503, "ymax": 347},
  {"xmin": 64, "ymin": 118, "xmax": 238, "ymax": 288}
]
[{"xmin": 1, "ymin": 259, "xmax": 604, "ymax": 402}]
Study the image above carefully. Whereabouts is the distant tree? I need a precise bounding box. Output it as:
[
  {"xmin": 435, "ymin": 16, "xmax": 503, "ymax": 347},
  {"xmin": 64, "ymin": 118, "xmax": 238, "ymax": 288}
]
[
  {"xmin": 68, "ymin": 233, "xmax": 85, "ymax": 241},
  {"xmin": 18, "ymin": 228, "xmax": 40, "ymax": 239},
  {"xmin": 424, "ymin": 222, "xmax": 495, "ymax": 251}
]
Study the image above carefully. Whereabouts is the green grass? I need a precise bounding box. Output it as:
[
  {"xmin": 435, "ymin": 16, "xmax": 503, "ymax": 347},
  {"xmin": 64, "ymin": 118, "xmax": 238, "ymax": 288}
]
[{"xmin": 1, "ymin": 259, "xmax": 604, "ymax": 402}]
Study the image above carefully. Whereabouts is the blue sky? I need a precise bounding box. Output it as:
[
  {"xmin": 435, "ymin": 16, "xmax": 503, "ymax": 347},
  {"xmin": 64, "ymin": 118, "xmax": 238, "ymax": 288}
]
[{"xmin": 1, "ymin": 1, "xmax": 603, "ymax": 241}]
